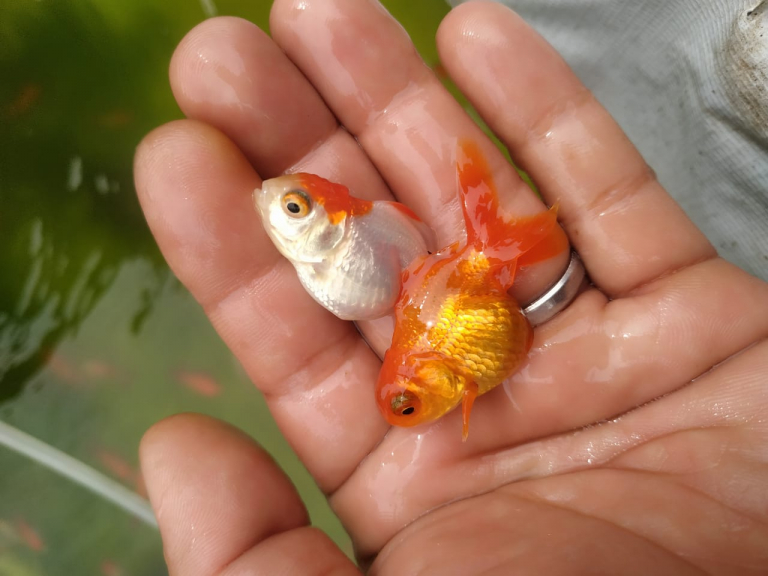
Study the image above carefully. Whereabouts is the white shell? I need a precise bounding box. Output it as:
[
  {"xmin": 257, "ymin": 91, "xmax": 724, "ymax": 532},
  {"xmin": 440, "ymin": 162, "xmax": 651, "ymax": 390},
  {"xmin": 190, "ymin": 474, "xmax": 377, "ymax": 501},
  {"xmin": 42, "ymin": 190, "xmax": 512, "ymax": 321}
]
[{"xmin": 721, "ymin": 1, "xmax": 768, "ymax": 138}]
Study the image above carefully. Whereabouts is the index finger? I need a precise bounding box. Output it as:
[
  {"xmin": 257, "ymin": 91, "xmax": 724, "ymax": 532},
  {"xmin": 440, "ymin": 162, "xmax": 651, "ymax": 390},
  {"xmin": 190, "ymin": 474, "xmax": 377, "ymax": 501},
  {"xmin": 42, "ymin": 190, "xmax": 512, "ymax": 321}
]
[{"xmin": 269, "ymin": 0, "xmax": 570, "ymax": 304}]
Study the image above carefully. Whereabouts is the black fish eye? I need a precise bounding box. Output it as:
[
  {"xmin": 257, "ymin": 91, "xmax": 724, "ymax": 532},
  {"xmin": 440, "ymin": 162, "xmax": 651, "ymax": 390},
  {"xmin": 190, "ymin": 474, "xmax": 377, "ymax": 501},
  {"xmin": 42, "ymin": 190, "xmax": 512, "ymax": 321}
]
[
  {"xmin": 391, "ymin": 393, "xmax": 418, "ymax": 416},
  {"xmin": 282, "ymin": 190, "xmax": 311, "ymax": 218}
]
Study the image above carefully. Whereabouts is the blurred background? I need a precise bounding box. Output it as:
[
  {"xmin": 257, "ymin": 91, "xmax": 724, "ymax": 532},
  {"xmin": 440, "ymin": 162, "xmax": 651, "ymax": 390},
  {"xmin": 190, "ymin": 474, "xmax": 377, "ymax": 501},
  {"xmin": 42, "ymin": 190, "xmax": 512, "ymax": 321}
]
[{"xmin": 0, "ymin": 1, "xmax": 456, "ymax": 573}]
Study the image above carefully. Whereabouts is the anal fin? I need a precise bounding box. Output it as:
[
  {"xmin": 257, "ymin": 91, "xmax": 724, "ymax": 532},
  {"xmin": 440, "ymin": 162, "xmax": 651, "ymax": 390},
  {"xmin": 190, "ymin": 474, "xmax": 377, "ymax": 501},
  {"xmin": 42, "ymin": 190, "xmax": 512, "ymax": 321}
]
[{"xmin": 461, "ymin": 381, "xmax": 479, "ymax": 442}]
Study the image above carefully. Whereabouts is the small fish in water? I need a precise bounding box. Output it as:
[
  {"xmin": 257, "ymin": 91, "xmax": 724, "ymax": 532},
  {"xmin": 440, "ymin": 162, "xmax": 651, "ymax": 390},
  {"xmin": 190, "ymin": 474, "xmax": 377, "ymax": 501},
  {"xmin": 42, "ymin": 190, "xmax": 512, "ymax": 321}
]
[
  {"xmin": 376, "ymin": 139, "xmax": 568, "ymax": 440},
  {"xmin": 15, "ymin": 518, "xmax": 45, "ymax": 552},
  {"xmin": 254, "ymin": 174, "xmax": 433, "ymax": 320},
  {"xmin": 175, "ymin": 370, "xmax": 223, "ymax": 398}
]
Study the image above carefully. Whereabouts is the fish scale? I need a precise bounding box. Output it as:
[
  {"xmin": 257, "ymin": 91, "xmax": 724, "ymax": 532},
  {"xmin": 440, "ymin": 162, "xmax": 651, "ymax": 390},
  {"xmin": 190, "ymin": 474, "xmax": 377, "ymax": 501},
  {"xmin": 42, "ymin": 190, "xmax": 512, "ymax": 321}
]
[{"xmin": 427, "ymin": 270, "xmax": 530, "ymax": 394}]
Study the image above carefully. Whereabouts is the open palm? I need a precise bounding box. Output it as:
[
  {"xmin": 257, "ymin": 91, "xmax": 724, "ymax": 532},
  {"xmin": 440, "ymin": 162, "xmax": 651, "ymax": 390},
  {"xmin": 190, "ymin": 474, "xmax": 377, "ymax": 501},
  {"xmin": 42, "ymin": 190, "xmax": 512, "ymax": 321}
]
[{"xmin": 134, "ymin": 1, "xmax": 768, "ymax": 574}]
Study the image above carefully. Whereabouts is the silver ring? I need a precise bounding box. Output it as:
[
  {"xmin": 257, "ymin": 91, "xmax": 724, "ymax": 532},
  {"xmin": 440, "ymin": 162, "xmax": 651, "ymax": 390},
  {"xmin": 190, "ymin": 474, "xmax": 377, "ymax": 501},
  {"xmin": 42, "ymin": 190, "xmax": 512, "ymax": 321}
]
[{"xmin": 523, "ymin": 252, "xmax": 588, "ymax": 326}]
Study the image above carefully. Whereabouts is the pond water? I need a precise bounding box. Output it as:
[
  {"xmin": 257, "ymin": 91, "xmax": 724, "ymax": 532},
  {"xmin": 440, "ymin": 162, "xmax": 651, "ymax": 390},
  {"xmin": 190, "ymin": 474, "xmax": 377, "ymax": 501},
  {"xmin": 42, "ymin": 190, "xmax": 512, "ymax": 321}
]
[{"xmin": 0, "ymin": 1, "xmax": 450, "ymax": 573}]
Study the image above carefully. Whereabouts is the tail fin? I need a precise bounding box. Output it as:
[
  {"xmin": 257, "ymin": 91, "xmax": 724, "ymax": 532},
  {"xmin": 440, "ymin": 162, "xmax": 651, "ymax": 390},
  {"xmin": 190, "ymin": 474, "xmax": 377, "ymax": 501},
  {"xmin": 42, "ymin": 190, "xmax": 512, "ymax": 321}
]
[{"xmin": 456, "ymin": 138, "xmax": 567, "ymax": 268}]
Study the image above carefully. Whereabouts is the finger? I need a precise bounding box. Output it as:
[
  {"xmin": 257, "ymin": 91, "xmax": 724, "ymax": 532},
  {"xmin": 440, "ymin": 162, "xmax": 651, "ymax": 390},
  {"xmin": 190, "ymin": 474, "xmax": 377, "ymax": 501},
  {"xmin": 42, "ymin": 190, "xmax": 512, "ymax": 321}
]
[
  {"xmin": 170, "ymin": 17, "xmax": 388, "ymax": 196},
  {"xmin": 134, "ymin": 121, "xmax": 387, "ymax": 492},
  {"xmin": 269, "ymin": 0, "xmax": 569, "ymax": 304},
  {"xmin": 220, "ymin": 527, "xmax": 359, "ymax": 576},
  {"xmin": 139, "ymin": 414, "xmax": 358, "ymax": 576},
  {"xmin": 168, "ymin": 15, "xmax": 411, "ymax": 349},
  {"xmin": 437, "ymin": 1, "xmax": 716, "ymax": 297}
]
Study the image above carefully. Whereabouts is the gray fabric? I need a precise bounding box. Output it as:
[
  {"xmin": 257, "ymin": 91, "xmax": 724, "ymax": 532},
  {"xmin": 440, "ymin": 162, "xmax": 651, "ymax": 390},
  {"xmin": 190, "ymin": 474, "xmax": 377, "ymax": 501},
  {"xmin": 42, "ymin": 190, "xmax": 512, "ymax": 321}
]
[{"xmin": 451, "ymin": 0, "xmax": 768, "ymax": 280}]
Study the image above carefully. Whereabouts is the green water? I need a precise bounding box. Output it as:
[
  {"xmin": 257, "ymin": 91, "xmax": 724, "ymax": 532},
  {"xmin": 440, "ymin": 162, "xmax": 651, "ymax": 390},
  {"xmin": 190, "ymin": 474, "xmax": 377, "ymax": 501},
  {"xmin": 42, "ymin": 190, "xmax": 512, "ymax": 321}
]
[{"xmin": 0, "ymin": 1, "xmax": 451, "ymax": 573}]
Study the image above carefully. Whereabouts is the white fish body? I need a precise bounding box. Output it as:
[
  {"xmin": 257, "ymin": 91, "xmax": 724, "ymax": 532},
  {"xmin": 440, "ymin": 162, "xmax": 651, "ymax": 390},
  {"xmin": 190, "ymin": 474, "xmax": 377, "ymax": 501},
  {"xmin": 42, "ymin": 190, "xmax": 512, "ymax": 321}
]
[{"xmin": 253, "ymin": 173, "xmax": 433, "ymax": 321}]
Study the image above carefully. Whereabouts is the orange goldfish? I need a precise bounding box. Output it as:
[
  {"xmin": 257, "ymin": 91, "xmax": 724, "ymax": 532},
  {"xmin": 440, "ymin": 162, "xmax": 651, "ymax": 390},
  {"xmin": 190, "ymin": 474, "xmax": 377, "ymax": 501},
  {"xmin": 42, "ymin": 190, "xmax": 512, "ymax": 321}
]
[
  {"xmin": 376, "ymin": 139, "xmax": 568, "ymax": 439},
  {"xmin": 15, "ymin": 518, "xmax": 45, "ymax": 552},
  {"xmin": 254, "ymin": 174, "xmax": 433, "ymax": 320},
  {"xmin": 175, "ymin": 370, "xmax": 223, "ymax": 397}
]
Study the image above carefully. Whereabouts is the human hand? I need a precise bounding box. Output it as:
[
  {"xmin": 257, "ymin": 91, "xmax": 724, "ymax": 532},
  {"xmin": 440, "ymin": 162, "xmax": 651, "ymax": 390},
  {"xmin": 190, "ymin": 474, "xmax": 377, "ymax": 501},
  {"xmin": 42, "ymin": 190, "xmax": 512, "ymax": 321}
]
[{"xmin": 133, "ymin": 1, "xmax": 768, "ymax": 574}]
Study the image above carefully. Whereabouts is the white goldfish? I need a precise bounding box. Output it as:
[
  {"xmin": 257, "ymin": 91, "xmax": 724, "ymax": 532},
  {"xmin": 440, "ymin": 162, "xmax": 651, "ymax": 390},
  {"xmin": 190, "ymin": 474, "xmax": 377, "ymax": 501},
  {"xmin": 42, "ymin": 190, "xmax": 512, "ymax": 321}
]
[{"xmin": 253, "ymin": 173, "xmax": 433, "ymax": 320}]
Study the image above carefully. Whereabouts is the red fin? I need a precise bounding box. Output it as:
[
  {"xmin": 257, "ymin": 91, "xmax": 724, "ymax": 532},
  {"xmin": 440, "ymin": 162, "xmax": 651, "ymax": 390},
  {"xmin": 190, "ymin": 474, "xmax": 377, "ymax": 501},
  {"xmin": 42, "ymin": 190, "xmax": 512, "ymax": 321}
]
[
  {"xmin": 456, "ymin": 139, "xmax": 567, "ymax": 265},
  {"xmin": 385, "ymin": 201, "xmax": 422, "ymax": 222},
  {"xmin": 516, "ymin": 203, "xmax": 570, "ymax": 268},
  {"xmin": 461, "ymin": 381, "xmax": 479, "ymax": 441},
  {"xmin": 456, "ymin": 139, "xmax": 499, "ymax": 250},
  {"xmin": 489, "ymin": 260, "xmax": 517, "ymax": 292}
]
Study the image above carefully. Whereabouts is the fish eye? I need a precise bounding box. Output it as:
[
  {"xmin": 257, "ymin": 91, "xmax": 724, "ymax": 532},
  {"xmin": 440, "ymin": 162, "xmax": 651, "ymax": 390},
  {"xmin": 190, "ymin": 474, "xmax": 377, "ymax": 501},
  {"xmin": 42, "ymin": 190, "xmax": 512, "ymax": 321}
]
[
  {"xmin": 282, "ymin": 190, "xmax": 311, "ymax": 218},
  {"xmin": 391, "ymin": 393, "xmax": 419, "ymax": 416}
]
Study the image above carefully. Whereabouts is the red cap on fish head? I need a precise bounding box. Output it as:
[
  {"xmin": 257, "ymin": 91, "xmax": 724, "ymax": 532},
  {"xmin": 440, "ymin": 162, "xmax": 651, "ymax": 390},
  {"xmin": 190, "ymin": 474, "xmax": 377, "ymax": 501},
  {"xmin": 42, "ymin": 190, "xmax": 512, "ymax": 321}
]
[{"xmin": 296, "ymin": 173, "xmax": 372, "ymax": 225}]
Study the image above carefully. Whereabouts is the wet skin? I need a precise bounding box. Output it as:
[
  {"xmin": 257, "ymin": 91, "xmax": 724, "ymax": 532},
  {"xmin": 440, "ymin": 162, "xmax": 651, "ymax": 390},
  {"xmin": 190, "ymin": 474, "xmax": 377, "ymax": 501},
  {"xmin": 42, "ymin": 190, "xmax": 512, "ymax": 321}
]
[{"xmin": 134, "ymin": 1, "xmax": 768, "ymax": 575}]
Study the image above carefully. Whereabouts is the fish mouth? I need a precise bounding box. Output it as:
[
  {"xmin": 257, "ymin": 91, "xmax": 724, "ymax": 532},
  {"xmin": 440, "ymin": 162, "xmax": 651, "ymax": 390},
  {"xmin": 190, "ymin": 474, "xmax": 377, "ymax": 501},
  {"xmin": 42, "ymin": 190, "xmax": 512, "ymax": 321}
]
[{"xmin": 252, "ymin": 187, "xmax": 268, "ymax": 216}]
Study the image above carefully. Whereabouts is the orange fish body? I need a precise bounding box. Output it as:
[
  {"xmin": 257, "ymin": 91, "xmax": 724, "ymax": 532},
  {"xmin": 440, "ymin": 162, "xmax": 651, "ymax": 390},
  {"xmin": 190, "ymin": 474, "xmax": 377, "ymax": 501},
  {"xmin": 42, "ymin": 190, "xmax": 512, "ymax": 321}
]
[{"xmin": 376, "ymin": 139, "xmax": 568, "ymax": 439}]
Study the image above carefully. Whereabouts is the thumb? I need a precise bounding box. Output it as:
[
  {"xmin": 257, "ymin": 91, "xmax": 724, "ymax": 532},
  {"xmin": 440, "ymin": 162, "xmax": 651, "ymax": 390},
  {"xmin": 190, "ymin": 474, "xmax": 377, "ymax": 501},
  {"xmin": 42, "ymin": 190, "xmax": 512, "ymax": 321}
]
[{"xmin": 139, "ymin": 413, "xmax": 359, "ymax": 576}]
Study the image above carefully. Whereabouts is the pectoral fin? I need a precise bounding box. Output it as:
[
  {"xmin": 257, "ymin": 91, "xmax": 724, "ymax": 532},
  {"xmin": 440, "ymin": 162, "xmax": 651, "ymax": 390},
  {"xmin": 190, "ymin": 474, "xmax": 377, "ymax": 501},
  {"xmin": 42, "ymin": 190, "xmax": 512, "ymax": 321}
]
[{"xmin": 462, "ymin": 381, "xmax": 479, "ymax": 442}]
